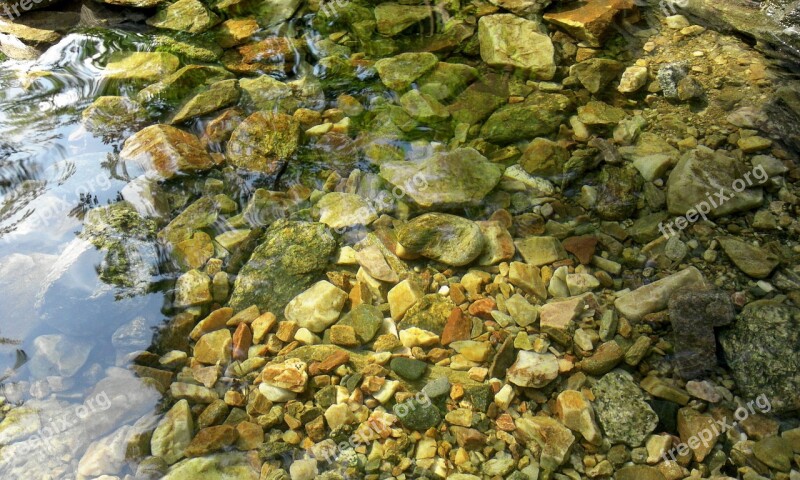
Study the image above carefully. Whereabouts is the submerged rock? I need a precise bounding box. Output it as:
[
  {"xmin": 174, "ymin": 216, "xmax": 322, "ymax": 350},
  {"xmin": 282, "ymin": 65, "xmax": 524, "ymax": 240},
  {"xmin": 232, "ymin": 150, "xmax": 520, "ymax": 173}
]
[
  {"xmin": 374, "ymin": 52, "xmax": 438, "ymax": 91},
  {"xmin": 397, "ymin": 213, "xmax": 485, "ymax": 267},
  {"xmin": 120, "ymin": 124, "xmax": 214, "ymax": 180},
  {"xmin": 720, "ymin": 303, "xmax": 800, "ymax": 413},
  {"xmin": 480, "ymin": 93, "xmax": 572, "ymax": 143},
  {"xmin": 146, "ymin": 0, "xmax": 221, "ymax": 34},
  {"xmin": 151, "ymin": 399, "xmax": 194, "ymax": 465},
  {"xmin": 667, "ymin": 147, "xmax": 765, "ymax": 217},
  {"xmin": 478, "ymin": 14, "xmax": 555, "ymax": 80},
  {"xmin": 104, "ymin": 52, "xmax": 180, "ymax": 83},
  {"xmin": 593, "ymin": 371, "xmax": 658, "ymax": 447},
  {"xmin": 718, "ymin": 236, "xmax": 780, "ymax": 279},
  {"xmin": 375, "ymin": 3, "xmax": 432, "ymax": 36},
  {"xmin": 227, "ymin": 111, "xmax": 300, "ymax": 178},
  {"xmin": 170, "ymin": 79, "xmax": 240, "ymax": 124},
  {"xmin": 379, "ymin": 148, "xmax": 502, "ymax": 209},
  {"xmin": 668, "ymin": 288, "xmax": 734, "ymax": 379},
  {"xmin": 228, "ymin": 221, "xmax": 336, "ymax": 314},
  {"xmin": 82, "ymin": 96, "xmax": 149, "ymax": 138}
]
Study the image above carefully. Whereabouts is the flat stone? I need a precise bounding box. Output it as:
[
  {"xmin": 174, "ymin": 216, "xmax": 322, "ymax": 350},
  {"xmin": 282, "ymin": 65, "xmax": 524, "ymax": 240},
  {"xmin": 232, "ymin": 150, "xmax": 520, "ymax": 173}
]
[
  {"xmin": 397, "ymin": 213, "xmax": 485, "ymax": 267},
  {"xmin": 390, "ymin": 357, "xmax": 428, "ymax": 380},
  {"xmin": 28, "ymin": 334, "xmax": 92, "ymax": 379},
  {"xmin": 543, "ymin": 0, "xmax": 636, "ymax": 47},
  {"xmin": 667, "ymin": 147, "xmax": 764, "ymax": 217},
  {"xmin": 375, "ymin": 3, "xmax": 433, "ymax": 36},
  {"xmin": 515, "ymin": 416, "xmax": 575, "ymax": 470},
  {"xmin": 478, "ymin": 14, "xmax": 555, "ymax": 80},
  {"xmin": 556, "ymin": 390, "xmax": 601, "ymax": 444},
  {"xmin": 614, "ymin": 267, "xmax": 706, "ymax": 321},
  {"xmin": 228, "ymin": 220, "xmax": 336, "ymax": 314},
  {"xmin": 374, "ymin": 52, "xmax": 438, "ymax": 91},
  {"xmin": 718, "ymin": 236, "xmax": 780, "ymax": 279},
  {"xmin": 480, "ymin": 93, "xmax": 572, "ymax": 143},
  {"xmin": 337, "ymin": 304, "xmax": 383, "ymax": 344},
  {"xmin": 577, "ymin": 100, "xmax": 627, "ymax": 125},
  {"xmin": 120, "ymin": 125, "xmax": 214, "ymax": 180},
  {"xmin": 379, "ymin": 147, "xmax": 503, "ymax": 209},
  {"xmin": 261, "ymin": 358, "xmax": 308, "ymax": 393},
  {"xmin": 184, "ymin": 425, "xmax": 237, "ymax": 457},
  {"xmin": 170, "ymin": 79, "xmax": 240, "ymax": 124},
  {"xmin": 388, "ymin": 279, "xmax": 424, "ymax": 321},
  {"xmin": 316, "ymin": 192, "xmax": 376, "ymax": 230},
  {"xmin": 676, "ymin": 407, "xmax": 718, "ymax": 462},
  {"xmin": 514, "ymin": 236, "xmax": 567, "ymax": 267},
  {"xmin": 194, "ymin": 329, "xmax": 232, "ymax": 365},
  {"xmin": 104, "ymin": 52, "xmax": 180, "ymax": 82},
  {"xmin": 578, "ymin": 340, "xmax": 624, "ymax": 375},
  {"xmin": 668, "ymin": 288, "xmax": 734, "ymax": 379},
  {"xmin": 174, "ymin": 269, "xmax": 213, "ymax": 308}
]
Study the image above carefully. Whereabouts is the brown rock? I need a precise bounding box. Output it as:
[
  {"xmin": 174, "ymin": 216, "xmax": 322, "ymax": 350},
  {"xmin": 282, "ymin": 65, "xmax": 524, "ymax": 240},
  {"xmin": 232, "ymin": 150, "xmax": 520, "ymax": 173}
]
[
  {"xmin": 120, "ymin": 124, "xmax": 214, "ymax": 179},
  {"xmin": 468, "ymin": 298, "xmax": 496, "ymax": 319},
  {"xmin": 232, "ymin": 323, "xmax": 252, "ymax": 361},
  {"xmin": 677, "ymin": 407, "xmax": 719, "ymax": 462},
  {"xmin": 562, "ymin": 235, "xmax": 598, "ymax": 265},
  {"xmin": 190, "ymin": 307, "xmax": 233, "ymax": 341},
  {"xmin": 235, "ymin": 421, "xmax": 263, "ymax": 450},
  {"xmin": 309, "ymin": 350, "xmax": 350, "ymax": 376},
  {"xmin": 543, "ymin": 0, "xmax": 636, "ymax": 47},
  {"xmin": 441, "ymin": 308, "xmax": 471, "ymax": 346},
  {"xmin": 451, "ymin": 426, "xmax": 487, "ymax": 450},
  {"xmin": 184, "ymin": 425, "xmax": 237, "ymax": 457}
]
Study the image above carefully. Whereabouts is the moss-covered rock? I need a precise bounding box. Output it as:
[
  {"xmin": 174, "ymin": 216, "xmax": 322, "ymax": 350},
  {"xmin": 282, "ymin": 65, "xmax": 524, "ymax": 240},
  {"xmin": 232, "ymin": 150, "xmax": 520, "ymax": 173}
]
[
  {"xmin": 379, "ymin": 147, "xmax": 502, "ymax": 209},
  {"xmin": 227, "ymin": 220, "xmax": 337, "ymax": 314},
  {"xmin": 480, "ymin": 92, "xmax": 572, "ymax": 143},
  {"xmin": 104, "ymin": 52, "xmax": 181, "ymax": 83},
  {"xmin": 226, "ymin": 111, "xmax": 300, "ymax": 178},
  {"xmin": 146, "ymin": 0, "xmax": 221, "ymax": 34},
  {"xmin": 170, "ymin": 79, "xmax": 240, "ymax": 124},
  {"xmin": 137, "ymin": 65, "xmax": 234, "ymax": 109},
  {"xmin": 81, "ymin": 96, "xmax": 149, "ymax": 138}
]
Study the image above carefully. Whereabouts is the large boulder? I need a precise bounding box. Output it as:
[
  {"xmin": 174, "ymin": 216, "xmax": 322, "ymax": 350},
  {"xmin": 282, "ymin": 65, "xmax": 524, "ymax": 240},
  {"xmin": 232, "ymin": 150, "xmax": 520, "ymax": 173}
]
[
  {"xmin": 228, "ymin": 220, "xmax": 336, "ymax": 314},
  {"xmin": 720, "ymin": 303, "xmax": 800, "ymax": 413},
  {"xmin": 478, "ymin": 14, "xmax": 556, "ymax": 80},
  {"xmin": 379, "ymin": 148, "xmax": 503, "ymax": 209}
]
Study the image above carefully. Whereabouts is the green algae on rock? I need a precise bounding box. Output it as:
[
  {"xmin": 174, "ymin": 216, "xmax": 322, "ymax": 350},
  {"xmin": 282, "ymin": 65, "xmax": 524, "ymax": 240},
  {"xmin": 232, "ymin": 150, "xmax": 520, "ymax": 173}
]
[
  {"xmin": 146, "ymin": 0, "xmax": 221, "ymax": 34},
  {"xmin": 379, "ymin": 148, "xmax": 502, "ymax": 209},
  {"xmin": 227, "ymin": 220, "xmax": 336, "ymax": 314},
  {"xmin": 104, "ymin": 51, "xmax": 180, "ymax": 83},
  {"xmin": 226, "ymin": 111, "xmax": 300, "ymax": 178}
]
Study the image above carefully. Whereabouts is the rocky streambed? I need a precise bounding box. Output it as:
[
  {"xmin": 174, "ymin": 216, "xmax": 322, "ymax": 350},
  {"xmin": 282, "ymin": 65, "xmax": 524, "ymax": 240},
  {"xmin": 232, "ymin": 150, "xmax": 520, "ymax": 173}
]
[{"xmin": 0, "ymin": 0, "xmax": 799, "ymax": 479}]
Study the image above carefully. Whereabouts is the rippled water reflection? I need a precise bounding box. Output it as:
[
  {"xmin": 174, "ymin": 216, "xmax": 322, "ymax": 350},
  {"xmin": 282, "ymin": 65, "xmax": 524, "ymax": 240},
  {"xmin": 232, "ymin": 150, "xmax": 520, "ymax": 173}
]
[{"xmin": 0, "ymin": 30, "xmax": 167, "ymax": 477}]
